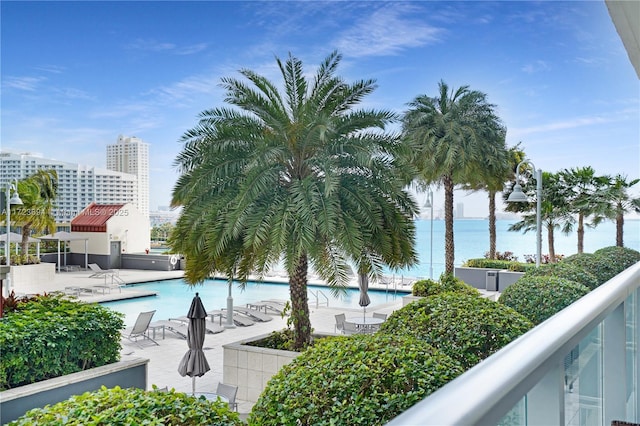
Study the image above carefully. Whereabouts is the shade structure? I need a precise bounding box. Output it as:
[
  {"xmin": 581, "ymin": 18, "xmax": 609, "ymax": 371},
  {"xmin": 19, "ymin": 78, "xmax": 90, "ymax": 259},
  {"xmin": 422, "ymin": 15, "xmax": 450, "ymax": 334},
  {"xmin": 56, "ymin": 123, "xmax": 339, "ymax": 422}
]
[
  {"xmin": 178, "ymin": 292, "xmax": 210, "ymax": 395},
  {"xmin": 358, "ymin": 273, "xmax": 371, "ymax": 320},
  {"xmin": 38, "ymin": 231, "xmax": 89, "ymax": 272}
]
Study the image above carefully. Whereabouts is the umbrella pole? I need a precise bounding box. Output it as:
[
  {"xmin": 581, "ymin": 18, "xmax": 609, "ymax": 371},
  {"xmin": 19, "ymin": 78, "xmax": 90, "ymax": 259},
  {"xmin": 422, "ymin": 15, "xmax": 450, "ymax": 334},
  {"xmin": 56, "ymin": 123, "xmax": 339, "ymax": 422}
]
[{"xmin": 192, "ymin": 377, "xmax": 196, "ymax": 396}]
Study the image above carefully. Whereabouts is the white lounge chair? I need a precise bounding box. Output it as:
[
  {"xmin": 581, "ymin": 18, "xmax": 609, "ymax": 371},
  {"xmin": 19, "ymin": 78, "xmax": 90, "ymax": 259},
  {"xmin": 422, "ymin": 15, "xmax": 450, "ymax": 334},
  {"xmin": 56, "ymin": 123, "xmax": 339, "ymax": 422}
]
[
  {"xmin": 169, "ymin": 316, "xmax": 227, "ymax": 333},
  {"xmin": 227, "ymin": 306, "xmax": 273, "ymax": 322},
  {"xmin": 205, "ymin": 311, "xmax": 255, "ymax": 327},
  {"xmin": 88, "ymin": 263, "xmax": 117, "ymax": 278},
  {"xmin": 123, "ymin": 310, "xmax": 158, "ymax": 347}
]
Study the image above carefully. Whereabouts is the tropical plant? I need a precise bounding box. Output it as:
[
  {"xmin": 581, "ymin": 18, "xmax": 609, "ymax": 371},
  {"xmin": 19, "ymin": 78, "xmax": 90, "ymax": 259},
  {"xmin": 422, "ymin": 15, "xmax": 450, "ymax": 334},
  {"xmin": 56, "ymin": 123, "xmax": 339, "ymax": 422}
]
[
  {"xmin": 562, "ymin": 247, "xmax": 640, "ymax": 288},
  {"xmin": 411, "ymin": 273, "xmax": 478, "ymax": 297},
  {"xmin": 498, "ymin": 275, "xmax": 590, "ymax": 325},
  {"xmin": 504, "ymin": 171, "xmax": 574, "ymax": 263},
  {"xmin": 596, "ymin": 174, "xmax": 640, "ymax": 247},
  {"xmin": 8, "ymin": 386, "xmax": 242, "ymax": 426},
  {"xmin": 379, "ymin": 292, "xmax": 532, "ymax": 369},
  {"xmin": 248, "ymin": 334, "xmax": 463, "ymax": 426},
  {"xmin": 462, "ymin": 258, "xmax": 532, "ymax": 272},
  {"xmin": 559, "ymin": 167, "xmax": 609, "ymax": 253},
  {"xmin": 4, "ymin": 170, "xmax": 58, "ymax": 256},
  {"xmin": 522, "ymin": 262, "xmax": 599, "ymax": 290},
  {"xmin": 402, "ymin": 80, "xmax": 506, "ymax": 274},
  {"xmin": 170, "ymin": 51, "xmax": 418, "ymax": 349}
]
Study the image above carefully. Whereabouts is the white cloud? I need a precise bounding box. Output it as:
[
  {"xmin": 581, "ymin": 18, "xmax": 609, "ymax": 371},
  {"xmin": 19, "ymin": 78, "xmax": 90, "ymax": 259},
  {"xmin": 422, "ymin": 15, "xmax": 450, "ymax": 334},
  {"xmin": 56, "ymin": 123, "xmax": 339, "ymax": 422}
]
[
  {"xmin": 510, "ymin": 112, "xmax": 626, "ymax": 138},
  {"xmin": 3, "ymin": 76, "xmax": 47, "ymax": 91},
  {"xmin": 334, "ymin": 6, "xmax": 443, "ymax": 58},
  {"xmin": 521, "ymin": 60, "xmax": 550, "ymax": 74},
  {"xmin": 127, "ymin": 38, "xmax": 207, "ymax": 55}
]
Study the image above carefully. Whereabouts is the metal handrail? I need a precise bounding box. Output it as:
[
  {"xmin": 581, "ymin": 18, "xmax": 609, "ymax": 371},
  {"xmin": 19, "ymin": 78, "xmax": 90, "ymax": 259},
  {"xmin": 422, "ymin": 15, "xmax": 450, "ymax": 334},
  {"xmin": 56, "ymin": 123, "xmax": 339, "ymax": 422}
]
[
  {"xmin": 309, "ymin": 289, "xmax": 329, "ymax": 308},
  {"xmin": 387, "ymin": 262, "xmax": 640, "ymax": 425}
]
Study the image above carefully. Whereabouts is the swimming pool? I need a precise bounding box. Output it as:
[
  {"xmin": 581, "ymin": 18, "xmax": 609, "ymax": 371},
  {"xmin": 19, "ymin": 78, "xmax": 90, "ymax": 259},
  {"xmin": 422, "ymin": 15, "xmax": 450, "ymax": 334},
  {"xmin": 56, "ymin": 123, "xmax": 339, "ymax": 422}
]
[{"xmin": 102, "ymin": 278, "xmax": 406, "ymax": 326}]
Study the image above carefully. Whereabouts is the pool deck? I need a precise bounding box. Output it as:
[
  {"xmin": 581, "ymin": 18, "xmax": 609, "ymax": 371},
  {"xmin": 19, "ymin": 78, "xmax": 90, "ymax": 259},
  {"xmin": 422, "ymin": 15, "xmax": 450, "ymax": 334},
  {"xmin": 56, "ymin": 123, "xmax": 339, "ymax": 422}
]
[{"xmin": 9, "ymin": 268, "xmax": 432, "ymax": 416}]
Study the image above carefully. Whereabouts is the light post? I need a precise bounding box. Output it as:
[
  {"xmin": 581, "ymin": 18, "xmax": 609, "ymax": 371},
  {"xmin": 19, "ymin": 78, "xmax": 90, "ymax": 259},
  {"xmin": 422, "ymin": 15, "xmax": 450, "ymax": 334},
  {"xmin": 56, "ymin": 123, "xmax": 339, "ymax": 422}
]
[
  {"xmin": 424, "ymin": 189, "xmax": 434, "ymax": 279},
  {"xmin": 507, "ymin": 160, "xmax": 542, "ymax": 267},
  {"xmin": 3, "ymin": 179, "xmax": 23, "ymax": 308}
]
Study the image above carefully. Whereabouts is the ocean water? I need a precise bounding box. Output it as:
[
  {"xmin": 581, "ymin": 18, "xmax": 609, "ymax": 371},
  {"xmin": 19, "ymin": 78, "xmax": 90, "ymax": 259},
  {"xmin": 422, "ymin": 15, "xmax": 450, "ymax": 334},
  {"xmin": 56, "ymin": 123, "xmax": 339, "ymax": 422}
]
[{"xmin": 398, "ymin": 218, "xmax": 640, "ymax": 280}]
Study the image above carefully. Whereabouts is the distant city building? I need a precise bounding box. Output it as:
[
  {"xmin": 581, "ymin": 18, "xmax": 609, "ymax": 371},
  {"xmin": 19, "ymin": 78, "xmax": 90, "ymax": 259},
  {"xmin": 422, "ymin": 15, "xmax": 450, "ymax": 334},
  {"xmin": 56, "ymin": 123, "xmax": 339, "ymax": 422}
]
[
  {"xmin": 107, "ymin": 135, "xmax": 149, "ymax": 217},
  {"xmin": 0, "ymin": 151, "xmax": 137, "ymax": 223},
  {"xmin": 455, "ymin": 202, "xmax": 464, "ymax": 218},
  {"xmin": 149, "ymin": 209, "xmax": 180, "ymax": 227}
]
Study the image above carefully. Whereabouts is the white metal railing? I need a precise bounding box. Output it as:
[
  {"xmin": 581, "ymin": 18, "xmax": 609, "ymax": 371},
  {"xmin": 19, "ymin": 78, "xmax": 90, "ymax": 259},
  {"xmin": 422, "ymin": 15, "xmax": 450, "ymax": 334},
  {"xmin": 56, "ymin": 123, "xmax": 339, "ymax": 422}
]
[
  {"xmin": 387, "ymin": 262, "xmax": 640, "ymax": 426},
  {"xmin": 309, "ymin": 289, "xmax": 329, "ymax": 308}
]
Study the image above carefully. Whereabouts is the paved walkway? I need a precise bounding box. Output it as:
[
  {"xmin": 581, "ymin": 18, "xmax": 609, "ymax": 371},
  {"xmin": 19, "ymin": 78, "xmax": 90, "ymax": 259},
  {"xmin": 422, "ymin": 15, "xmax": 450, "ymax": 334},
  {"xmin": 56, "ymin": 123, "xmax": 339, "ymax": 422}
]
[{"xmin": 10, "ymin": 268, "xmax": 411, "ymax": 416}]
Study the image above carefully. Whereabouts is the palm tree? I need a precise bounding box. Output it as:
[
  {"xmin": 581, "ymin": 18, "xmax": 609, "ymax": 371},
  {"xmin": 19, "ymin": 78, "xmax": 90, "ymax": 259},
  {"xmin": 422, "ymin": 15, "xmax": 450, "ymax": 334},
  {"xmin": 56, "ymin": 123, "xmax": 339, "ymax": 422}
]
[
  {"xmin": 597, "ymin": 174, "xmax": 640, "ymax": 247},
  {"xmin": 8, "ymin": 170, "xmax": 58, "ymax": 256},
  {"xmin": 170, "ymin": 51, "xmax": 417, "ymax": 349},
  {"xmin": 559, "ymin": 167, "xmax": 609, "ymax": 253},
  {"xmin": 505, "ymin": 171, "xmax": 573, "ymax": 263},
  {"xmin": 402, "ymin": 80, "xmax": 505, "ymax": 273}
]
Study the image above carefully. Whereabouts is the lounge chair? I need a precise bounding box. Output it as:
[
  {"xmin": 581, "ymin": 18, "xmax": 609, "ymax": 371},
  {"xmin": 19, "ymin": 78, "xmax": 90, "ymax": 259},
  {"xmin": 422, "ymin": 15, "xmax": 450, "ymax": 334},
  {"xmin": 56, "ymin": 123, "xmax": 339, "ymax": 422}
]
[
  {"xmin": 88, "ymin": 263, "xmax": 117, "ymax": 279},
  {"xmin": 169, "ymin": 316, "xmax": 227, "ymax": 333},
  {"xmin": 245, "ymin": 300, "xmax": 286, "ymax": 314},
  {"xmin": 148, "ymin": 320, "xmax": 190, "ymax": 339},
  {"xmin": 204, "ymin": 311, "xmax": 255, "ymax": 327},
  {"xmin": 226, "ymin": 306, "xmax": 273, "ymax": 322},
  {"xmin": 123, "ymin": 310, "xmax": 159, "ymax": 347}
]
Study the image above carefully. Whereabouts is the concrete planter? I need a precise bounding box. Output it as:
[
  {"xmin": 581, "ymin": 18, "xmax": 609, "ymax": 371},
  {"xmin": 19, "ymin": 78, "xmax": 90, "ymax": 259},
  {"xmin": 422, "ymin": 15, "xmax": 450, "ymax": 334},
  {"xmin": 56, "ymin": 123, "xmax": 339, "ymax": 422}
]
[
  {"xmin": 223, "ymin": 332, "xmax": 334, "ymax": 403},
  {"xmin": 497, "ymin": 270, "xmax": 525, "ymax": 291},
  {"xmin": 9, "ymin": 263, "xmax": 56, "ymax": 290},
  {"xmin": 0, "ymin": 358, "xmax": 148, "ymax": 424}
]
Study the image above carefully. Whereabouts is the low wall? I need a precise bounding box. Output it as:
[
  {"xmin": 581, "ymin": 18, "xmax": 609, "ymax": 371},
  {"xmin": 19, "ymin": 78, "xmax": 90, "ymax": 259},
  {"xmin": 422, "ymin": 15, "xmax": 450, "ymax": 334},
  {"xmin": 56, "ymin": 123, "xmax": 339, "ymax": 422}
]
[
  {"xmin": 454, "ymin": 267, "xmax": 500, "ymax": 289},
  {"xmin": 10, "ymin": 263, "xmax": 56, "ymax": 291},
  {"xmin": 0, "ymin": 358, "xmax": 148, "ymax": 424}
]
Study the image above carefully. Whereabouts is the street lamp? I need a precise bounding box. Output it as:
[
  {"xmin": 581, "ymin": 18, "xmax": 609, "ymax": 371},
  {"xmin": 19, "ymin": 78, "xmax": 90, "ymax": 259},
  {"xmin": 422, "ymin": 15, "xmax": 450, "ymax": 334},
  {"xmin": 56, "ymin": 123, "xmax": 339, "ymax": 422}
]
[
  {"xmin": 507, "ymin": 160, "xmax": 542, "ymax": 267},
  {"xmin": 4, "ymin": 179, "xmax": 23, "ymax": 298},
  {"xmin": 424, "ymin": 189, "xmax": 434, "ymax": 279}
]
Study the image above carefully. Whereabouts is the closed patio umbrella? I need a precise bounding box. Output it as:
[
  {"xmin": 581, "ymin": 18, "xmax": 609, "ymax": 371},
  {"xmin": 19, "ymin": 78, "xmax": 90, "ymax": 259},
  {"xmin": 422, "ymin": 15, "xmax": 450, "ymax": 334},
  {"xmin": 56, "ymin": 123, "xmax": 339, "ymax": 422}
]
[
  {"xmin": 358, "ymin": 273, "xmax": 371, "ymax": 321},
  {"xmin": 178, "ymin": 292, "xmax": 210, "ymax": 395}
]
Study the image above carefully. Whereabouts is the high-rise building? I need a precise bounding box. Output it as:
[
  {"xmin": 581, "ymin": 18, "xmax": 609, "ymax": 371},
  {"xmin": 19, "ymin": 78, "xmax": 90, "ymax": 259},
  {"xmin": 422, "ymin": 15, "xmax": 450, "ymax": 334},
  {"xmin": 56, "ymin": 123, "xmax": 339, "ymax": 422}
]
[
  {"xmin": 455, "ymin": 202, "xmax": 464, "ymax": 218},
  {"xmin": 106, "ymin": 135, "xmax": 149, "ymax": 217},
  {"xmin": 0, "ymin": 151, "xmax": 137, "ymax": 223}
]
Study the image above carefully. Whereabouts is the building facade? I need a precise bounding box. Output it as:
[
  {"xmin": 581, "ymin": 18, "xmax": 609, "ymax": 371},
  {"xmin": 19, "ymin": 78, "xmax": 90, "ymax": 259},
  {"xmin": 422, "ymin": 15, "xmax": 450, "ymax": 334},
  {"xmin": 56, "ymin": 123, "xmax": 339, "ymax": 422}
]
[
  {"xmin": 106, "ymin": 135, "xmax": 149, "ymax": 217},
  {"xmin": 0, "ymin": 151, "xmax": 137, "ymax": 224}
]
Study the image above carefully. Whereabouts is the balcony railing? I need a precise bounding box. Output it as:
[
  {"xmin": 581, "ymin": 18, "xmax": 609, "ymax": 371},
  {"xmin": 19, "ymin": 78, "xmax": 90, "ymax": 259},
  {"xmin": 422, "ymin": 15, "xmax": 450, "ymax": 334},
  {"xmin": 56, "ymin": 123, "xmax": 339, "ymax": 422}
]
[{"xmin": 387, "ymin": 262, "xmax": 640, "ymax": 426}]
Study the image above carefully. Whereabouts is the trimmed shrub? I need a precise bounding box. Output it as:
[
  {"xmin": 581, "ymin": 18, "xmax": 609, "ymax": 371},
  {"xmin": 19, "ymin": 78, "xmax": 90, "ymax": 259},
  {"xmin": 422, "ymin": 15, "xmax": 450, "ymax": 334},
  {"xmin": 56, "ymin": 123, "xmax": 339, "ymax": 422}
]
[
  {"xmin": 462, "ymin": 258, "xmax": 533, "ymax": 272},
  {"xmin": 499, "ymin": 275, "xmax": 590, "ymax": 325},
  {"xmin": 8, "ymin": 385, "xmax": 243, "ymax": 425},
  {"xmin": 248, "ymin": 334, "xmax": 463, "ymax": 426},
  {"xmin": 0, "ymin": 294, "xmax": 124, "ymax": 390},
  {"xmin": 523, "ymin": 262, "xmax": 599, "ymax": 290},
  {"xmin": 564, "ymin": 246, "xmax": 640, "ymax": 288},
  {"xmin": 379, "ymin": 293, "xmax": 532, "ymax": 369},
  {"xmin": 412, "ymin": 273, "xmax": 478, "ymax": 297}
]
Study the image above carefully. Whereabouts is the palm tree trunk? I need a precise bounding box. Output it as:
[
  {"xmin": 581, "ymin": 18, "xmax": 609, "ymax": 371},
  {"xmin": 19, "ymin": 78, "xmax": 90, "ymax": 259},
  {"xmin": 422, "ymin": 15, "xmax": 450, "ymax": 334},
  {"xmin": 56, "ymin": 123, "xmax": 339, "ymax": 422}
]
[
  {"xmin": 547, "ymin": 225, "xmax": 556, "ymax": 263},
  {"xmin": 444, "ymin": 175, "xmax": 455, "ymax": 274},
  {"xmin": 290, "ymin": 253, "xmax": 311, "ymax": 350},
  {"xmin": 488, "ymin": 190, "xmax": 496, "ymax": 259},
  {"xmin": 577, "ymin": 214, "xmax": 584, "ymax": 254},
  {"xmin": 616, "ymin": 212, "xmax": 624, "ymax": 247}
]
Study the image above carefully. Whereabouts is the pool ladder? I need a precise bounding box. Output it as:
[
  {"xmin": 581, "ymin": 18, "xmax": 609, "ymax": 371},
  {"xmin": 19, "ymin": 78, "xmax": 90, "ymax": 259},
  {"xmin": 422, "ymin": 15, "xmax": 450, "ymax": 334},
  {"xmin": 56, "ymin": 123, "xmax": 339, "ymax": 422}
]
[{"xmin": 308, "ymin": 289, "xmax": 329, "ymax": 308}]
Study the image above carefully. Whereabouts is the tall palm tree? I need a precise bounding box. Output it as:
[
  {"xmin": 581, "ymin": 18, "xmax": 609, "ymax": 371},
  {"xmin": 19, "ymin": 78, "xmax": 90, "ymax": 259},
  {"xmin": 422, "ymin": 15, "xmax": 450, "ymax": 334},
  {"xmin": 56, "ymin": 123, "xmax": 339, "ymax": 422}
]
[
  {"xmin": 170, "ymin": 52, "xmax": 417, "ymax": 349},
  {"xmin": 8, "ymin": 170, "xmax": 58, "ymax": 256},
  {"xmin": 402, "ymin": 80, "xmax": 505, "ymax": 273},
  {"xmin": 597, "ymin": 174, "xmax": 640, "ymax": 247},
  {"xmin": 505, "ymin": 171, "xmax": 573, "ymax": 263},
  {"xmin": 559, "ymin": 167, "xmax": 609, "ymax": 253}
]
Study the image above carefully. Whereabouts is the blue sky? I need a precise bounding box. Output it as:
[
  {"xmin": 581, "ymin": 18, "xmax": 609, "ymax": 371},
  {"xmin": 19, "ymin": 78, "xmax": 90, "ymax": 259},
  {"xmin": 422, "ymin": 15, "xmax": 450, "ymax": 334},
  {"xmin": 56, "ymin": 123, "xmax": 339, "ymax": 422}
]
[{"xmin": 1, "ymin": 1, "xmax": 638, "ymax": 216}]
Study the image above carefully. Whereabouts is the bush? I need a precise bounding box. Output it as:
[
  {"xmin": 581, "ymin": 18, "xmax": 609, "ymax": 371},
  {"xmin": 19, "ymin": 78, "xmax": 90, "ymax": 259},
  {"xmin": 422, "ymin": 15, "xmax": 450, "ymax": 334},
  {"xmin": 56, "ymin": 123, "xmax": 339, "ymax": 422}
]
[
  {"xmin": 523, "ymin": 262, "xmax": 599, "ymax": 290},
  {"xmin": 0, "ymin": 294, "xmax": 124, "ymax": 390},
  {"xmin": 499, "ymin": 275, "xmax": 590, "ymax": 325},
  {"xmin": 379, "ymin": 293, "xmax": 532, "ymax": 369},
  {"xmin": 249, "ymin": 334, "xmax": 463, "ymax": 426},
  {"xmin": 462, "ymin": 258, "xmax": 533, "ymax": 272},
  {"xmin": 564, "ymin": 246, "xmax": 640, "ymax": 287},
  {"xmin": 8, "ymin": 385, "xmax": 243, "ymax": 425},
  {"xmin": 412, "ymin": 273, "xmax": 478, "ymax": 297}
]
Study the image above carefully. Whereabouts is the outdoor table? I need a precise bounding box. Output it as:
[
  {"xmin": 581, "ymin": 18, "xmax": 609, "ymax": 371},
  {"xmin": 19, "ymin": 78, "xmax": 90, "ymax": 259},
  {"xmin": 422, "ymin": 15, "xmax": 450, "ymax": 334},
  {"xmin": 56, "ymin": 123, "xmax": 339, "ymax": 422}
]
[
  {"xmin": 193, "ymin": 392, "xmax": 229, "ymax": 403},
  {"xmin": 347, "ymin": 316, "xmax": 385, "ymax": 333}
]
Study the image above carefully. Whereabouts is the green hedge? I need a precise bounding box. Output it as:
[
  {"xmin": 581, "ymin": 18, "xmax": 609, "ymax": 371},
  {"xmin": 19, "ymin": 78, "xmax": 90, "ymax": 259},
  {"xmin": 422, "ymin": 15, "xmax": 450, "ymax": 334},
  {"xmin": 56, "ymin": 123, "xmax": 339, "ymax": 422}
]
[
  {"xmin": 379, "ymin": 293, "xmax": 532, "ymax": 369},
  {"xmin": 498, "ymin": 276, "xmax": 590, "ymax": 325},
  {"xmin": 563, "ymin": 246, "xmax": 640, "ymax": 287},
  {"xmin": 249, "ymin": 334, "xmax": 463, "ymax": 426},
  {"xmin": 523, "ymin": 262, "xmax": 599, "ymax": 290},
  {"xmin": 462, "ymin": 258, "xmax": 533, "ymax": 272},
  {"xmin": 8, "ymin": 386, "xmax": 243, "ymax": 425},
  {"xmin": 412, "ymin": 273, "xmax": 478, "ymax": 297},
  {"xmin": 0, "ymin": 295, "xmax": 124, "ymax": 390}
]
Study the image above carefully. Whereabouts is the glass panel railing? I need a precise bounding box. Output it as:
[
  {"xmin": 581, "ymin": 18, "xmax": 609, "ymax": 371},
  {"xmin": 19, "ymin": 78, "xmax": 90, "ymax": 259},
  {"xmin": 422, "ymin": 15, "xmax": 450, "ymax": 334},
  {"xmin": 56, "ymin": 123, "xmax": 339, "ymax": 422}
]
[
  {"xmin": 626, "ymin": 290, "xmax": 638, "ymax": 419},
  {"xmin": 498, "ymin": 396, "xmax": 526, "ymax": 426},
  {"xmin": 565, "ymin": 325, "xmax": 603, "ymax": 426}
]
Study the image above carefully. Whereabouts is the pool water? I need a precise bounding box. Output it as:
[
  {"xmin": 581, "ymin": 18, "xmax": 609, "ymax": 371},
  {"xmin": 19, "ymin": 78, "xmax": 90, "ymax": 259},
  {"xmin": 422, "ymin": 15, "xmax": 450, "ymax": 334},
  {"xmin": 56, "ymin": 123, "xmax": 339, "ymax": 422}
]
[{"xmin": 102, "ymin": 278, "xmax": 405, "ymax": 326}]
